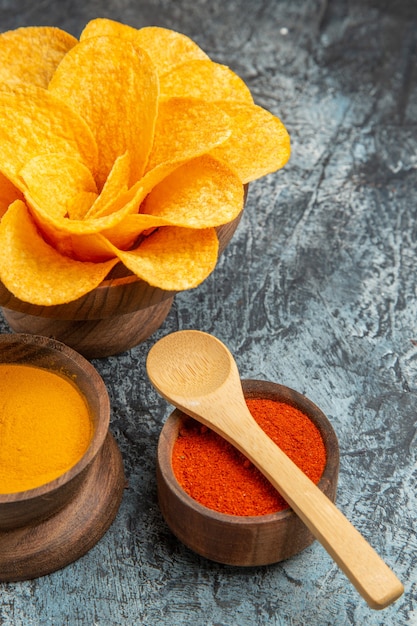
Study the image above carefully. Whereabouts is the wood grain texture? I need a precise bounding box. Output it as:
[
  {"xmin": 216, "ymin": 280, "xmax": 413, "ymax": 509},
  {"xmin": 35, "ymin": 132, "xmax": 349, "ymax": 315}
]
[
  {"xmin": 0, "ymin": 1, "xmax": 416, "ymax": 625},
  {"xmin": 2, "ymin": 296, "xmax": 175, "ymax": 358}
]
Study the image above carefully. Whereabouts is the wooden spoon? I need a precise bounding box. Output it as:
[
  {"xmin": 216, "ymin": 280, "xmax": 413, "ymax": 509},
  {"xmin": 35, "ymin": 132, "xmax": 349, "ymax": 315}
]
[{"xmin": 147, "ymin": 330, "xmax": 404, "ymax": 610}]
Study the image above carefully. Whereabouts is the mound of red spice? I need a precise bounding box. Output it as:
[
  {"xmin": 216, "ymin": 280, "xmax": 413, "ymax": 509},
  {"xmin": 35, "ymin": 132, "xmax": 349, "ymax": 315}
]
[{"xmin": 172, "ymin": 398, "xmax": 327, "ymax": 516}]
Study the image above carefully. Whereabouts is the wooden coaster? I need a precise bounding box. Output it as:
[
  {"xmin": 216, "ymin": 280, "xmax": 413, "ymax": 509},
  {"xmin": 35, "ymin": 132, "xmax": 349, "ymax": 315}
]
[{"xmin": 0, "ymin": 433, "xmax": 125, "ymax": 582}]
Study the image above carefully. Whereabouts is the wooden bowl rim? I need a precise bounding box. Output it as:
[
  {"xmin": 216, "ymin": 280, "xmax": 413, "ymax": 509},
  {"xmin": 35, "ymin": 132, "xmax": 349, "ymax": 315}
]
[
  {"xmin": 0, "ymin": 268, "xmax": 176, "ymax": 320},
  {"xmin": 157, "ymin": 378, "xmax": 340, "ymax": 526},
  {"xmin": 0, "ymin": 205, "xmax": 246, "ymax": 320},
  {"xmin": 0, "ymin": 333, "xmax": 110, "ymax": 504}
]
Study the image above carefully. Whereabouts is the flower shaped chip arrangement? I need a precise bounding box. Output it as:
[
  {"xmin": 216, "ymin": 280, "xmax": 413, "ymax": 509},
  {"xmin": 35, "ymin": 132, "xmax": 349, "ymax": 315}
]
[{"xmin": 0, "ymin": 18, "xmax": 290, "ymax": 306}]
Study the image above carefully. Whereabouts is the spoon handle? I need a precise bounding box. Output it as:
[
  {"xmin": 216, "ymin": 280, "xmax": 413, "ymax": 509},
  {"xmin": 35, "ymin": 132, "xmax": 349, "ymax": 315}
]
[
  {"xmin": 223, "ymin": 408, "xmax": 403, "ymax": 610},
  {"xmin": 146, "ymin": 329, "xmax": 403, "ymax": 609}
]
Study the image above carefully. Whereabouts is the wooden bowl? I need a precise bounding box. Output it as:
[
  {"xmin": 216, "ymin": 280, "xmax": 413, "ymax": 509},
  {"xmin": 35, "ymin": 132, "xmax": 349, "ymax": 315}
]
[
  {"xmin": 157, "ymin": 379, "xmax": 339, "ymax": 566},
  {"xmin": 0, "ymin": 333, "xmax": 125, "ymax": 581},
  {"xmin": 0, "ymin": 211, "xmax": 244, "ymax": 358}
]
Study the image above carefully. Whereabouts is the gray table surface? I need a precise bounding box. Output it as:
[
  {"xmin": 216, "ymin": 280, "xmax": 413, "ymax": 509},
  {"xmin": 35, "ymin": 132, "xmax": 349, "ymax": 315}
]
[{"xmin": 0, "ymin": 0, "xmax": 416, "ymax": 624}]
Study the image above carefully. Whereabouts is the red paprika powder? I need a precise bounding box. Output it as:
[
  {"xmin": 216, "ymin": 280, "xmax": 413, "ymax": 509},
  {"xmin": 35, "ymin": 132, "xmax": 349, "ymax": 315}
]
[{"xmin": 172, "ymin": 397, "xmax": 327, "ymax": 516}]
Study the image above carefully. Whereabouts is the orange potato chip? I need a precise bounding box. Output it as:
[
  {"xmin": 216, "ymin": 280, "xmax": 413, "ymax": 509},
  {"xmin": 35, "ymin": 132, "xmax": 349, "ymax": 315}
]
[
  {"xmin": 79, "ymin": 17, "xmax": 141, "ymax": 43},
  {"xmin": 134, "ymin": 27, "xmax": 210, "ymax": 76},
  {"xmin": 0, "ymin": 26, "xmax": 77, "ymax": 89},
  {"xmin": 53, "ymin": 231, "xmax": 118, "ymax": 263},
  {"xmin": 80, "ymin": 19, "xmax": 209, "ymax": 76},
  {"xmin": 142, "ymin": 155, "xmax": 244, "ymax": 228},
  {"xmin": 35, "ymin": 169, "xmax": 175, "ymax": 255},
  {"xmin": 0, "ymin": 201, "xmax": 117, "ymax": 305},
  {"xmin": 0, "ymin": 172, "xmax": 23, "ymax": 218},
  {"xmin": 87, "ymin": 159, "xmax": 185, "ymax": 221},
  {"xmin": 85, "ymin": 151, "xmax": 131, "ymax": 218},
  {"xmin": 87, "ymin": 159, "xmax": 205, "ymax": 246},
  {"xmin": 101, "ymin": 151, "xmax": 242, "ymax": 247},
  {"xmin": 85, "ymin": 152, "xmax": 185, "ymax": 223},
  {"xmin": 0, "ymin": 20, "xmax": 291, "ymax": 304},
  {"xmin": 100, "ymin": 214, "xmax": 171, "ymax": 251},
  {"xmin": 86, "ymin": 177, "xmax": 147, "ymax": 223},
  {"xmin": 49, "ymin": 36, "xmax": 158, "ymax": 188},
  {"xmin": 20, "ymin": 154, "xmax": 97, "ymax": 218},
  {"xmin": 210, "ymin": 101, "xmax": 291, "ymax": 183},
  {"xmin": 159, "ymin": 60, "xmax": 253, "ymax": 104},
  {"xmin": 0, "ymin": 86, "xmax": 98, "ymax": 188},
  {"xmin": 145, "ymin": 97, "xmax": 231, "ymax": 173},
  {"xmin": 107, "ymin": 226, "xmax": 219, "ymax": 291},
  {"xmin": 81, "ymin": 164, "xmax": 187, "ymax": 249},
  {"xmin": 25, "ymin": 180, "xmax": 142, "ymax": 238},
  {"xmin": 66, "ymin": 192, "xmax": 99, "ymax": 221},
  {"xmin": 23, "ymin": 169, "xmax": 160, "ymax": 261}
]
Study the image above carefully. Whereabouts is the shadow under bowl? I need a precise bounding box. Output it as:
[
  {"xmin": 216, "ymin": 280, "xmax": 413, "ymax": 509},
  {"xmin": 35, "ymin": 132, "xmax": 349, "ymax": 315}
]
[
  {"xmin": 157, "ymin": 379, "xmax": 339, "ymax": 567},
  {"xmin": 0, "ymin": 333, "xmax": 125, "ymax": 581}
]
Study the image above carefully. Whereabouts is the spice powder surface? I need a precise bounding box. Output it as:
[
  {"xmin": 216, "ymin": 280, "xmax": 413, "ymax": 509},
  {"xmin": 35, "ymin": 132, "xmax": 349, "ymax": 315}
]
[
  {"xmin": 0, "ymin": 363, "xmax": 93, "ymax": 493},
  {"xmin": 172, "ymin": 398, "xmax": 327, "ymax": 516}
]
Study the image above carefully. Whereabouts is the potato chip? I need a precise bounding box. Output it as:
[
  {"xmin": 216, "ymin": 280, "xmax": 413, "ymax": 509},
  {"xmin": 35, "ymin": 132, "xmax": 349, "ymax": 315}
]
[
  {"xmin": 23, "ymin": 167, "xmax": 161, "ymax": 261},
  {"xmin": 100, "ymin": 214, "xmax": 171, "ymax": 251},
  {"xmin": 134, "ymin": 27, "xmax": 210, "ymax": 76},
  {"xmin": 49, "ymin": 36, "xmax": 158, "ymax": 187},
  {"xmin": 95, "ymin": 153, "xmax": 241, "ymax": 249},
  {"xmin": 87, "ymin": 159, "xmax": 184, "ymax": 220},
  {"xmin": 79, "ymin": 17, "xmax": 141, "ymax": 43},
  {"xmin": 210, "ymin": 101, "xmax": 291, "ymax": 183},
  {"xmin": 0, "ymin": 86, "xmax": 98, "ymax": 188},
  {"xmin": 0, "ymin": 172, "xmax": 23, "ymax": 218},
  {"xmin": 145, "ymin": 97, "xmax": 231, "ymax": 173},
  {"xmin": 63, "ymin": 171, "xmax": 178, "ymax": 252},
  {"xmin": 25, "ymin": 179, "xmax": 141, "ymax": 239},
  {"xmin": 87, "ymin": 165, "xmax": 190, "ymax": 250},
  {"xmin": 53, "ymin": 231, "xmax": 118, "ymax": 263},
  {"xmin": 84, "ymin": 151, "xmax": 186, "ymax": 223},
  {"xmin": 0, "ymin": 26, "xmax": 77, "ymax": 89},
  {"xmin": 67, "ymin": 192, "xmax": 99, "ymax": 221},
  {"xmin": 87, "ymin": 151, "xmax": 240, "ymax": 245},
  {"xmin": 142, "ymin": 155, "xmax": 244, "ymax": 228},
  {"xmin": 87, "ymin": 159, "xmax": 207, "ymax": 246},
  {"xmin": 0, "ymin": 20, "xmax": 291, "ymax": 305},
  {"xmin": 80, "ymin": 19, "xmax": 209, "ymax": 76},
  {"xmin": 85, "ymin": 151, "xmax": 131, "ymax": 218},
  {"xmin": 159, "ymin": 60, "xmax": 253, "ymax": 104},
  {"xmin": 0, "ymin": 201, "xmax": 117, "ymax": 305},
  {"xmin": 20, "ymin": 154, "xmax": 97, "ymax": 218},
  {"xmin": 107, "ymin": 226, "xmax": 219, "ymax": 291}
]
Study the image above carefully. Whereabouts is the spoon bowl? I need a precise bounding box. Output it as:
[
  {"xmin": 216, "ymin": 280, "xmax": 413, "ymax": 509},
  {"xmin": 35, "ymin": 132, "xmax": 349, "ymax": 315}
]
[{"xmin": 147, "ymin": 330, "xmax": 404, "ymax": 610}]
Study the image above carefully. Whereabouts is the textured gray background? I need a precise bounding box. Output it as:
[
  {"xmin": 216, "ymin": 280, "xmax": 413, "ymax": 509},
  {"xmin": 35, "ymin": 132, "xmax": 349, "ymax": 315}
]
[{"xmin": 0, "ymin": 0, "xmax": 416, "ymax": 624}]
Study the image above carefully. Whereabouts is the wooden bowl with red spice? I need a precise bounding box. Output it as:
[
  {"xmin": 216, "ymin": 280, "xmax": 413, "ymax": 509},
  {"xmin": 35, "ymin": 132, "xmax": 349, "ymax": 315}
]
[
  {"xmin": 0, "ymin": 333, "xmax": 125, "ymax": 582},
  {"xmin": 157, "ymin": 379, "xmax": 339, "ymax": 566}
]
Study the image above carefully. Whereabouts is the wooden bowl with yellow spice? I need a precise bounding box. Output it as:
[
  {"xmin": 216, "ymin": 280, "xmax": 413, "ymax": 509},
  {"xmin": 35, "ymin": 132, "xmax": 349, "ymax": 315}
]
[
  {"xmin": 157, "ymin": 379, "xmax": 339, "ymax": 566},
  {"xmin": 0, "ymin": 333, "xmax": 125, "ymax": 581}
]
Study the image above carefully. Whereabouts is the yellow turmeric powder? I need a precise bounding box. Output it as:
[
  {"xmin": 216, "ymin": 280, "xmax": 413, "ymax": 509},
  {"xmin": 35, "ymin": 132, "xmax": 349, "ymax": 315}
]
[{"xmin": 0, "ymin": 363, "xmax": 93, "ymax": 493}]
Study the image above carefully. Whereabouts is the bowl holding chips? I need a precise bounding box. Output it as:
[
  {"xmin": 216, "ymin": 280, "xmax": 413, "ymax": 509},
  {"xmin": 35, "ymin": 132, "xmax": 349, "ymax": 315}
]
[
  {"xmin": 0, "ymin": 212, "xmax": 243, "ymax": 358},
  {"xmin": 0, "ymin": 19, "xmax": 290, "ymax": 357}
]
